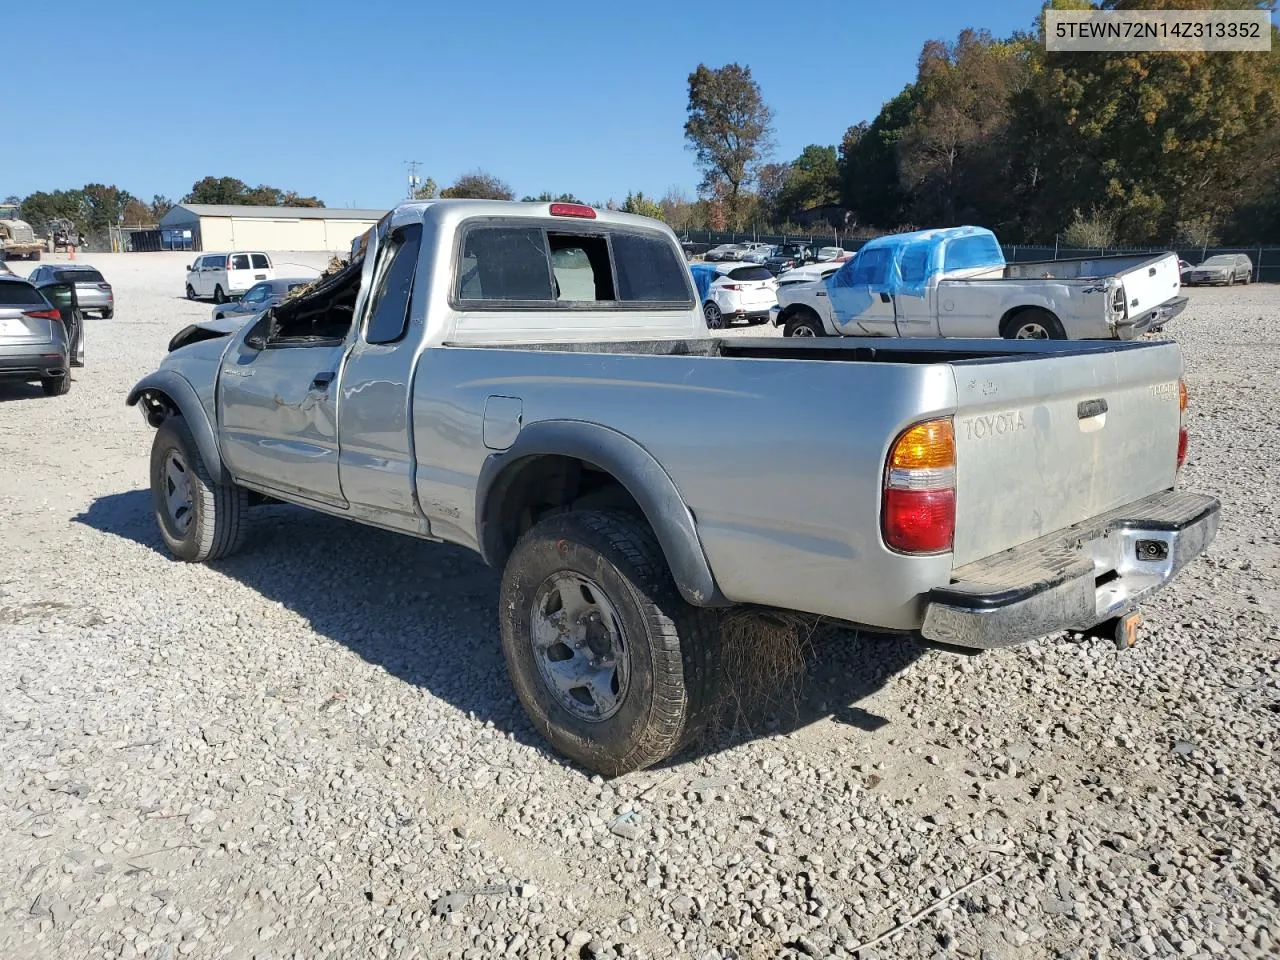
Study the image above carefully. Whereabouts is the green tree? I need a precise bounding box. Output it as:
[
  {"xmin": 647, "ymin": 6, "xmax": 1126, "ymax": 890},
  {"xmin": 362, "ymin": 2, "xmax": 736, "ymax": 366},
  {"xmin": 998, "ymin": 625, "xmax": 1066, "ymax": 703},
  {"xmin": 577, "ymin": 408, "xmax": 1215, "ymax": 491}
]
[
  {"xmin": 19, "ymin": 189, "xmax": 87, "ymax": 234},
  {"xmin": 838, "ymin": 87, "xmax": 918, "ymax": 228},
  {"xmin": 520, "ymin": 191, "xmax": 581, "ymax": 202},
  {"xmin": 413, "ymin": 178, "xmax": 439, "ymax": 200},
  {"xmin": 184, "ymin": 176, "xmax": 251, "ymax": 204},
  {"xmin": 440, "ymin": 171, "xmax": 514, "ymax": 200},
  {"xmin": 151, "ymin": 194, "xmax": 175, "ymax": 220},
  {"xmin": 684, "ymin": 63, "xmax": 774, "ymax": 227},
  {"xmin": 774, "ymin": 144, "xmax": 840, "ymax": 221},
  {"xmin": 81, "ymin": 184, "xmax": 135, "ymax": 234},
  {"xmin": 620, "ymin": 191, "xmax": 664, "ymax": 220}
]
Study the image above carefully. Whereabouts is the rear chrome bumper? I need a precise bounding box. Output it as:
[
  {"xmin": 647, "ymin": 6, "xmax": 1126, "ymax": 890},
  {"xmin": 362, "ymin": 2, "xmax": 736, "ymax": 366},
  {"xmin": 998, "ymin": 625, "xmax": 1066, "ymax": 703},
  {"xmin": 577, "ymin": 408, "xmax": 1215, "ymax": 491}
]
[
  {"xmin": 921, "ymin": 490, "xmax": 1219, "ymax": 649},
  {"xmin": 1119, "ymin": 296, "xmax": 1188, "ymax": 339}
]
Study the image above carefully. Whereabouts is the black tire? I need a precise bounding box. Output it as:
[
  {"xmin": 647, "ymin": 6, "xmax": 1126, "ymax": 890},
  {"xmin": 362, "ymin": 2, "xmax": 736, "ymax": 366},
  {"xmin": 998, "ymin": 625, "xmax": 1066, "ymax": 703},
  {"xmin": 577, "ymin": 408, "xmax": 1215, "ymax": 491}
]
[
  {"xmin": 185, "ymin": 284, "xmax": 195, "ymax": 301},
  {"xmin": 213, "ymin": 285, "xmax": 227, "ymax": 304},
  {"xmin": 1001, "ymin": 308, "xmax": 1066, "ymax": 340},
  {"xmin": 783, "ymin": 310, "xmax": 825, "ymax": 338},
  {"xmin": 41, "ymin": 374, "xmax": 69, "ymax": 396},
  {"xmin": 102, "ymin": 308, "xmax": 114, "ymax": 319},
  {"xmin": 149, "ymin": 417, "xmax": 248, "ymax": 563},
  {"xmin": 703, "ymin": 301, "xmax": 726, "ymax": 330},
  {"xmin": 499, "ymin": 510, "xmax": 720, "ymax": 776}
]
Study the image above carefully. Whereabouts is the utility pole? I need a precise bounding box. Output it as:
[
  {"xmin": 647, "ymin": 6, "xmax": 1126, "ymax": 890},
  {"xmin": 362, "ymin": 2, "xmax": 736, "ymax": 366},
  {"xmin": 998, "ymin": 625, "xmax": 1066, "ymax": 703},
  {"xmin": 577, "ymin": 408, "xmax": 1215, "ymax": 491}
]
[{"xmin": 405, "ymin": 160, "xmax": 423, "ymax": 200}]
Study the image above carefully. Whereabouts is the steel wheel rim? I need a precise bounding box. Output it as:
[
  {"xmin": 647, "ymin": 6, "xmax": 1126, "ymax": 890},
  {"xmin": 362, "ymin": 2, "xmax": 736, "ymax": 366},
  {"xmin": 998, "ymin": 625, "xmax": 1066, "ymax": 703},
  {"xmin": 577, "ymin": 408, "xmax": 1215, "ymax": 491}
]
[
  {"xmin": 530, "ymin": 572, "xmax": 629, "ymax": 722},
  {"xmin": 162, "ymin": 449, "xmax": 194, "ymax": 534},
  {"xmin": 1015, "ymin": 322, "xmax": 1049, "ymax": 339},
  {"xmin": 791, "ymin": 324, "xmax": 816, "ymax": 337},
  {"xmin": 704, "ymin": 303, "xmax": 723, "ymax": 329}
]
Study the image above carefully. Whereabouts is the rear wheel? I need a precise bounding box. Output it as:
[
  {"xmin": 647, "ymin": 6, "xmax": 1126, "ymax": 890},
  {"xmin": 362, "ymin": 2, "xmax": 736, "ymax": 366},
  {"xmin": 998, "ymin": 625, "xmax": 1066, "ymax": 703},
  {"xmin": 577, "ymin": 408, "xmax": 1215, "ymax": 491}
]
[
  {"xmin": 499, "ymin": 510, "xmax": 720, "ymax": 776},
  {"xmin": 1002, "ymin": 308, "xmax": 1066, "ymax": 340},
  {"xmin": 41, "ymin": 374, "xmax": 69, "ymax": 396},
  {"xmin": 150, "ymin": 417, "xmax": 248, "ymax": 562},
  {"xmin": 102, "ymin": 308, "xmax": 114, "ymax": 319},
  {"xmin": 703, "ymin": 301, "xmax": 726, "ymax": 330},
  {"xmin": 213, "ymin": 285, "xmax": 227, "ymax": 304}
]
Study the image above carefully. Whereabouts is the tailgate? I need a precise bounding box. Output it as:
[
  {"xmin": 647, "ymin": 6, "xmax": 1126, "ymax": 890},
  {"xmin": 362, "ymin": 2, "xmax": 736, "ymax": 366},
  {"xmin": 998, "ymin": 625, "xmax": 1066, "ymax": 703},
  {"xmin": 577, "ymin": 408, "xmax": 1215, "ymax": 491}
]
[
  {"xmin": 1119, "ymin": 253, "xmax": 1180, "ymax": 319},
  {"xmin": 951, "ymin": 343, "xmax": 1182, "ymax": 566},
  {"xmin": 0, "ymin": 307, "xmax": 54, "ymax": 345}
]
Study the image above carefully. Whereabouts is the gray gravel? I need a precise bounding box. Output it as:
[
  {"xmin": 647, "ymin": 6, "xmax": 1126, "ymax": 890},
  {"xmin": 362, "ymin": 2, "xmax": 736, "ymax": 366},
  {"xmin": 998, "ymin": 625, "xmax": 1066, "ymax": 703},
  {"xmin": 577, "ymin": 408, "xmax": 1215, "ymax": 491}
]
[{"xmin": 1, "ymin": 253, "xmax": 1277, "ymax": 959}]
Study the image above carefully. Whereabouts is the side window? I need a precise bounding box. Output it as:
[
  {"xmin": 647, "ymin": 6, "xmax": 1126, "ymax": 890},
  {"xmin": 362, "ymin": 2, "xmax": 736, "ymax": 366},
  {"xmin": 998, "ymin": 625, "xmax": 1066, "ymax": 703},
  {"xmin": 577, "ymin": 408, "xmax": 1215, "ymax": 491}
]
[
  {"xmin": 206, "ymin": 255, "xmax": 226, "ymax": 270},
  {"xmin": 548, "ymin": 233, "xmax": 614, "ymax": 302},
  {"xmin": 229, "ymin": 254, "xmax": 250, "ymax": 270},
  {"xmin": 613, "ymin": 232, "xmax": 693, "ymax": 302},
  {"xmin": 850, "ymin": 248, "xmax": 890, "ymax": 285},
  {"xmin": 250, "ymin": 253, "xmax": 270, "ymax": 269},
  {"xmin": 898, "ymin": 245, "xmax": 929, "ymax": 285},
  {"xmin": 456, "ymin": 226, "xmax": 553, "ymax": 303},
  {"xmin": 942, "ymin": 234, "xmax": 1002, "ymax": 272},
  {"xmin": 365, "ymin": 223, "xmax": 423, "ymax": 344},
  {"xmin": 245, "ymin": 284, "xmax": 268, "ymax": 303}
]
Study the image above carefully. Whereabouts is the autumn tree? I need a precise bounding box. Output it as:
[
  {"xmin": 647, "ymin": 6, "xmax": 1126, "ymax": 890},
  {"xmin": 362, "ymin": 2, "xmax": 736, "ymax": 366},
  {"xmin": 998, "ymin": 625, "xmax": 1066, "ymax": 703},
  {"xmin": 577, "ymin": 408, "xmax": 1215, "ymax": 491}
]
[
  {"xmin": 440, "ymin": 171, "xmax": 514, "ymax": 200},
  {"xmin": 684, "ymin": 63, "xmax": 774, "ymax": 228},
  {"xmin": 121, "ymin": 198, "xmax": 155, "ymax": 226},
  {"xmin": 151, "ymin": 194, "xmax": 175, "ymax": 221},
  {"xmin": 621, "ymin": 191, "xmax": 664, "ymax": 220}
]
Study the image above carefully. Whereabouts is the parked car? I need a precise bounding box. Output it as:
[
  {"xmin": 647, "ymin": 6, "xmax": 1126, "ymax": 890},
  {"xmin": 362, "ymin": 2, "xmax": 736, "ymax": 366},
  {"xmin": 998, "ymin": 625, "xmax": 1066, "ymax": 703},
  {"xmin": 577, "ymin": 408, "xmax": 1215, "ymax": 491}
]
[
  {"xmin": 680, "ymin": 240, "xmax": 710, "ymax": 260},
  {"xmin": 129, "ymin": 199, "xmax": 1219, "ymax": 776},
  {"xmin": 815, "ymin": 246, "xmax": 846, "ymax": 262},
  {"xmin": 27, "ymin": 264, "xmax": 114, "ymax": 318},
  {"xmin": 769, "ymin": 260, "xmax": 847, "ymax": 328},
  {"xmin": 0, "ymin": 275, "xmax": 70, "ymax": 395},
  {"xmin": 689, "ymin": 261, "xmax": 778, "ymax": 328},
  {"xmin": 212, "ymin": 278, "xmax": 313, "ymax": 320},
  {"xmin": 185, "ymin": 251, "xmax": 275, "ymax": 303},
  {"xmin": 740, "ymin": 242, "xmax": 774, "ymax": 264},
  {"xmin": 765, "ymin": 243, "xmax": 815, "ymax": 275},
  {"xmin": 31, "ymin": 277, "xmax": 85, "ymax": 368},
  {"xmin": 775, "ymin": 225, "xmax": 1187, "ymax": 340},
  {"xmin": 1185, "ymin": 254, "xmax": 1253, "ymax": 286},
  {"xmin": 703, "ymin": 243, "xmax": 741, "ymax": 262},
  {"xmin": 1178, "ymin": 259, "xmax": 1192, "ymax": 282}
]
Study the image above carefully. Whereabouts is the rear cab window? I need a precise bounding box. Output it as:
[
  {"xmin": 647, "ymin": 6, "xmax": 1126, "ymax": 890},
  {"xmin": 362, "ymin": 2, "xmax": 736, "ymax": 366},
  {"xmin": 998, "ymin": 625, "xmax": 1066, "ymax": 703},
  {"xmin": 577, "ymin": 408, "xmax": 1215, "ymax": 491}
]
[{"xmin": 454, "ymin": 222, "xmax": 693, "ymax": 308}]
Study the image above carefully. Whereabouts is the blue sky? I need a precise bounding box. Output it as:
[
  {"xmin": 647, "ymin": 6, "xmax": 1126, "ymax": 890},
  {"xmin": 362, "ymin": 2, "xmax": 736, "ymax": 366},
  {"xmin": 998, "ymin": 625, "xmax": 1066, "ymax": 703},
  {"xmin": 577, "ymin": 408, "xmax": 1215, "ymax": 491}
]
[{"xmin": 6, "ymin": 0, "xmax": 1042, "ymax": 209}]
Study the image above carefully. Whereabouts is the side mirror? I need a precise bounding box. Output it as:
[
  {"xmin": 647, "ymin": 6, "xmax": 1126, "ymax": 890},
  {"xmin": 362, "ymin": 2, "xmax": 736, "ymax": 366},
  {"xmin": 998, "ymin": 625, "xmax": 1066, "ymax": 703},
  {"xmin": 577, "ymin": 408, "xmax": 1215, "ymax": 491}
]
[
  {"xmin": 185, "ymin": 264, "xmax": 191, "ymax": 271},
  {"xmin": 244, "ymin": 332, "xmax": 267, "ymax": 351}
]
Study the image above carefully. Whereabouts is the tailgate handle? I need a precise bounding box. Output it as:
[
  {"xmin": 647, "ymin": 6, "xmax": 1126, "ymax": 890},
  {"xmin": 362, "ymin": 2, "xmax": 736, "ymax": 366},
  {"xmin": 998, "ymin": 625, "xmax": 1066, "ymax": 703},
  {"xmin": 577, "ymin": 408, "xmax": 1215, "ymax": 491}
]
[
  {"xmin": 1078, "ymin": 398, "xmax": 1108, "ymax": 419},
  {"xmin": 1148, "ymin": 267, "xmax": 1157, "ymax": 276}
]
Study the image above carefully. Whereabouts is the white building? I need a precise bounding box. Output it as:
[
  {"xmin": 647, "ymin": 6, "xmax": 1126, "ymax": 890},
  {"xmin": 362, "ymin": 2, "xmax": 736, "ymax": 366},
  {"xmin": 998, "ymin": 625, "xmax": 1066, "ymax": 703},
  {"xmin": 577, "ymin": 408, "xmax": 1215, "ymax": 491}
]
[{"xmin": 158, "ymin": 204, "xmax": 385, "ymax": 253}]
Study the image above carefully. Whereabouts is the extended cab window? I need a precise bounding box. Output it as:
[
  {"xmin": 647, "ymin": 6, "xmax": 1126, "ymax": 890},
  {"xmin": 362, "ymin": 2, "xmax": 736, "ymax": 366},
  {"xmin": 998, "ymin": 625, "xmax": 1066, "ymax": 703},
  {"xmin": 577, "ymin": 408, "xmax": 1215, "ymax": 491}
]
[
  {"xmin": 365, "ymin": 224, "xmax": 423, "ymax": 344},
  {"xmin": 898, "ymin": 245, "xmax": 929, "ymax": 285},
  {"xmin": 612, "ymin": 232, "xmax": 691, "ymax": 302}
]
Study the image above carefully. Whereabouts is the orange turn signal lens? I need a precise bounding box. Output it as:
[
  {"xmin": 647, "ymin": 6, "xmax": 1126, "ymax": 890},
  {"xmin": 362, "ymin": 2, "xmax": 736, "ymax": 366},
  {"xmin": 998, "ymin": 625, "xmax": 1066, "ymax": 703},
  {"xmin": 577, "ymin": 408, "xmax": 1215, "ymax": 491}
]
[
  {"xmin": 889, "ymin": 419, "xmax": 956, "ymax": 470},
  {"xmin": 1179, "ymin": 379, "xmax": 1188, "ymax": 413}
]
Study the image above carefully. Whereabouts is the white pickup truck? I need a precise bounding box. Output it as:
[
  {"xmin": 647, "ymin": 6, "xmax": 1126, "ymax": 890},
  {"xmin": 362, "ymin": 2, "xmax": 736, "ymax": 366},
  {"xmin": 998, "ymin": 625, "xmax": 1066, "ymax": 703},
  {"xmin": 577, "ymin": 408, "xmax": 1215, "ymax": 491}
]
[{"xmin": 775, "ymin": 226, "xmax": 1188, "ymax": 341}]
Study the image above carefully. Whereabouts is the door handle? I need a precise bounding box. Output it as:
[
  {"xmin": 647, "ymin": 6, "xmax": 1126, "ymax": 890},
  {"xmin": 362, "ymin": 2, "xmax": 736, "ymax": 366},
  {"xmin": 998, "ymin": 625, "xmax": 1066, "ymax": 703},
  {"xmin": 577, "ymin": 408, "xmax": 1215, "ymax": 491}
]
[
  {"xmin": 311, "ymin": 371, "xmax": 336, "ymax": 390},
  {"xmin": 879, "ymin": 292, "xmax": 892, "ymax": 303}
]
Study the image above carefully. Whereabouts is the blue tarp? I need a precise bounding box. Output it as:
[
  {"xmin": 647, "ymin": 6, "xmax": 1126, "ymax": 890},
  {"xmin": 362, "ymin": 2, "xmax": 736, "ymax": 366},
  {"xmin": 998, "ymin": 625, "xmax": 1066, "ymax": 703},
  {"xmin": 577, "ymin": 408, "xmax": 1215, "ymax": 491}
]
[
  {"xmin": 689, "ymin": 262, "xmax": 720, "ymax": 302},
  {"xmin": 826, "ymin": 225, "xmax": 1004, "ymax": 323}
]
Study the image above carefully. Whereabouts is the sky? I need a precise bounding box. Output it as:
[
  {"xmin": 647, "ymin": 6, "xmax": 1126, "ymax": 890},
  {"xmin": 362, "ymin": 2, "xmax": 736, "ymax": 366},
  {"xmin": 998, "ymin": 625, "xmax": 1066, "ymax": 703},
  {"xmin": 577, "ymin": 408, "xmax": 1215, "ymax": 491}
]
[{"xmin": 5, "ymin": 0, "xmax": 1043, "ymax": 211}]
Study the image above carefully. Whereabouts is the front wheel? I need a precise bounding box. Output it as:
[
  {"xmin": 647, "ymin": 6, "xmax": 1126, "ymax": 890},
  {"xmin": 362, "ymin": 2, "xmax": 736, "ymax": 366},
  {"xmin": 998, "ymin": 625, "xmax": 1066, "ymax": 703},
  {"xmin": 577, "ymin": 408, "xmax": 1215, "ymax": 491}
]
[
  {"xmin": 185, "ymin": 284, "xmax": 195, "ymax": 300},
  {"xmin": 703, "ymin": 301, "xmax": 726, "ymax": 330},
  {"xmin": 784, "ymin": 312, "xmax": 825, "ymax": 338},
  {"xmin": 499, "ymin": 510, "xmax": 720, "ymax": 776},
  {"xmin": 150, "ymin": 417, "xmax": 248, "ymax": 562}
]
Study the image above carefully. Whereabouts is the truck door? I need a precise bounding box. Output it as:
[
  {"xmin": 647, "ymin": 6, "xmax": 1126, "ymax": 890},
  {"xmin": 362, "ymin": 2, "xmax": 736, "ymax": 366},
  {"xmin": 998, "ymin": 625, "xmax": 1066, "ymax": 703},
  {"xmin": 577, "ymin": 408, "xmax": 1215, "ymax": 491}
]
[
  {"xmin": 888, "ymin": 242, "xmax": 937, "ymax": 337},
  {"xmin": 826, "ymin": 249, "xmax": 896, "ymax": 336},
  {"xmin": 334, "ymin": 219, "xmax": 429, "ymax": 533}
]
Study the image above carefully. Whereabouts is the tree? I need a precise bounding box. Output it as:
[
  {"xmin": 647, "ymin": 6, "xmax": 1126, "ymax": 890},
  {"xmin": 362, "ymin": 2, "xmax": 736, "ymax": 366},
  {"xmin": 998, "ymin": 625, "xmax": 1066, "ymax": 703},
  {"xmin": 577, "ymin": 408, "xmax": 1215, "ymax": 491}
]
[
  {"xmin": 838, "ymin": 88, "xmax": 917, "ymax": 228},
  {"xmin": 440, "ymin": 171, "xmax": 514, "ymax": 200},
  {"xmin": 19, "ymin": 189, "xmax": 86, "ymax": 234},
  {"xmin": 520, "ymin": 191, "xmax": 581, "ymax": 203},
  {"xmin": 81, "ymin": 184, "xmax": 134, "ymax": 234},
  {"xmin": 413, "ymin": 178, "xmax": 439, "ymax": 200},
  {"xmin": 659, "ymin": 187, "xmax": 697, "ymax": 232},
  {"xmin": 774, "ymin": 145, "xmax": 840, "ymax": 221},
  {"xmin": 620, "ymin": 191, "xmax": 663, "ymax": 220},
  {"xmin": 121, "ymin": 198, "xmax": 155, "ymax": 226},
  {"xmin": 684, "ymin": 63, "xmax": 774, "ymax": 227},
  {"xmin": 151, "ymin": 194, "xmax": 175, "ymax": 221},
  {"xmin": 183, "ymin": 177, "xmax": 324, "ymax": 207},
  {"xmin": 1062, "ymin": 209, "xmax": 1116, "ymax": 248}
]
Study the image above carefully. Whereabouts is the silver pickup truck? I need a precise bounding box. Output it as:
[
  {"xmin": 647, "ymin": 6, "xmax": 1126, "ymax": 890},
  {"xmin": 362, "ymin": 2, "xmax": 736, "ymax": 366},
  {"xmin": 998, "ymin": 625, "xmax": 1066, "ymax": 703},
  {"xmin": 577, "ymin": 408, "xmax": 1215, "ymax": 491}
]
[{"xmin": 128, "ymin": 200, "xmax": 1219, "ymax": 775}]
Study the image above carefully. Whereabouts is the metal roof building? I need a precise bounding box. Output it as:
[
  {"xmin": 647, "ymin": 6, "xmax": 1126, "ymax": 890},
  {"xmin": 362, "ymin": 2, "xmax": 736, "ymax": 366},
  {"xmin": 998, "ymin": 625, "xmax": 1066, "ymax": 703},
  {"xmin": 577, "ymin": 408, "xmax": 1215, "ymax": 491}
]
[{"xmin": 158, "ymin": 204, "xmax": 386, "ymax": 253}]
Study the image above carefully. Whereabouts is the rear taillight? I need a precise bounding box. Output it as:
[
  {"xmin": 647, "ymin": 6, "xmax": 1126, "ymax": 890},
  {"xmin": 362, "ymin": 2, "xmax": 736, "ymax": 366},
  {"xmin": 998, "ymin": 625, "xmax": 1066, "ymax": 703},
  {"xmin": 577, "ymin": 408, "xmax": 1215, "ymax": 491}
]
[
  {"xmin": 721, "ymin": 283, "xmax": 742, "ymax": 291},
  {"xmin": 882, "ymin": 418, "xmax": 956, "ymax": 554},
  {"xmin": 23, "ymin": 309, "xmax": 60, "ymax": 320},
  {"xmin": 1177, "ymin": 379, "xmax": 1189, "ymax": 471}
]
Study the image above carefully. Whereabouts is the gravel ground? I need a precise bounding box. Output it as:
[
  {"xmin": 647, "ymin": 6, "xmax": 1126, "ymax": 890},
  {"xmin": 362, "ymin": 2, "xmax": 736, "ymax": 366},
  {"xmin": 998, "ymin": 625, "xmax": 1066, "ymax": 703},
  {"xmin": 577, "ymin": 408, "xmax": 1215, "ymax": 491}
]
[{"xmin": 0, "ymin": 253, "xmax": 1276, "ymax": 960}]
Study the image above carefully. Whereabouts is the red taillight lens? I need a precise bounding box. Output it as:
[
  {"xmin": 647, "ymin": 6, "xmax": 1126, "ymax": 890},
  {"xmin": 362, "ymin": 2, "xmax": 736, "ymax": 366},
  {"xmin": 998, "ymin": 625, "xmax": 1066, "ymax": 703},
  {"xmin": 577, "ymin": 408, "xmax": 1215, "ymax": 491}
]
[
  {"xmin": 549, "ymin": 202, "xmax": 596, "ymax": 219},
  {"xmin": 883, "ymin": 488, "xmax": 956, "ymax": 554},
  {"xmin": 721, "ymin": 283, "xmax": 742, "ymax": 291},
  {"xmin": 1176, "ymin": 379, "xmax": 1189, "ymax": 471},
  {"xmin": 883, "ymin": 418, "xmax": 956, "ymax": 554},
  {"xmin": 23, "ymin": 309, "xmax": 60, "ymax": 320}
]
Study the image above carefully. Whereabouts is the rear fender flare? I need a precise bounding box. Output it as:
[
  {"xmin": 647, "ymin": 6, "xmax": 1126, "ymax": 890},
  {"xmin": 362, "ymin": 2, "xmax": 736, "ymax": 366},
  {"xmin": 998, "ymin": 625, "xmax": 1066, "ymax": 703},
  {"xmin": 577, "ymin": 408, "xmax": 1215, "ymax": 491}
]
[
  {"xmin": 126, "ymin": 370, "xmax": 229, "ymax": 484},
  {"xmin": 476, "ymin": 420, "xmax": 728, "ymax": 608}
]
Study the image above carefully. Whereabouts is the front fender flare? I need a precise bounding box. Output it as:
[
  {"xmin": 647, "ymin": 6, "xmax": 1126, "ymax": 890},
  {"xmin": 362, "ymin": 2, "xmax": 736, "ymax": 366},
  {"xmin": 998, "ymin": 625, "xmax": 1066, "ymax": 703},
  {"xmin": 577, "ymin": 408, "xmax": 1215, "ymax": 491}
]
[
  {"xmin": 126, "ymin": 370, "xmax": 229, "ymax": 484},
  {"xmin": 476, "ymin": 420, "xmax": 729, "ymax": 608}
]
